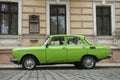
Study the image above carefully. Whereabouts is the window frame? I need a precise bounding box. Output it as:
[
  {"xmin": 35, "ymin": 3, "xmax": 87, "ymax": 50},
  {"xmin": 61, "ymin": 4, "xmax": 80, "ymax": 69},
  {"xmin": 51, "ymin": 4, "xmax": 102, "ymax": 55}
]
[
  {"xmin": 96, "ymin": 6, "xmax": 111, "ymax": 36},
  {"xmin": 66, "ymin": 36, "xmax": 83, "ymax": 45},
  {"xmin": 93, "ymin": 2, "xmax": 115, "ymax": 36},
  {"xmin": 49, "ymin": 36, "xmax": 65, "ymax": 46},
  {"xmin": 50, "ymin": 5, "xmax": 66, "ymax": 35},
  {"xmin": 46, "ymin": 0, "xmax": 70, "ymax": 35},
  {"xmin": 0, "ymin": 2, "xmax": 18, "ymax": 35},
  {"xmin": 0, "ymin": 0, "xmax": 22, "ymax": 35}
]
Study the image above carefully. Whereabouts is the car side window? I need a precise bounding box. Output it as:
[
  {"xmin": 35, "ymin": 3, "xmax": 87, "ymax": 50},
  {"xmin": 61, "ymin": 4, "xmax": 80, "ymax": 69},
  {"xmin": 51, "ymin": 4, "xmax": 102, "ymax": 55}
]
[
  {"xmin": 50, "ymin": 37, "xmax": 64, "ymax": 46},
  {"xmin": 67, "ymin": 37, "xmax": 83, "ymax": 45}
]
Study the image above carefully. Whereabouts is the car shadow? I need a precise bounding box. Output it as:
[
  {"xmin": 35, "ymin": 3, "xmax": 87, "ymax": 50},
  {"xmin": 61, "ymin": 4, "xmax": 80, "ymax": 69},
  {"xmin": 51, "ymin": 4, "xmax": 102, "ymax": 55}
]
[
  {"xmin": 0, "ymin": 65, "xmax": 120, "ymax": 70},
  {"xmin": 0, "ymin": 66, "xmax": 75, "ymax": 70},
  {"xmin": 95, "ymin": 66, "xmax": 120, "ymax": 69}
]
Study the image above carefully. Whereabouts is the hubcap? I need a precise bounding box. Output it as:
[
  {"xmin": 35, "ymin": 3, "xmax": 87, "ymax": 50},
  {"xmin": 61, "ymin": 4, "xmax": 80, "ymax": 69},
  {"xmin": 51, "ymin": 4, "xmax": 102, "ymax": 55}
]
[
  {"xmin": 84, "ymin": 58, "xmax": 94, "ymax": 68},
  {"xmin": 24, "ymin": 58, "xmax": 35, "ymax": 69}
]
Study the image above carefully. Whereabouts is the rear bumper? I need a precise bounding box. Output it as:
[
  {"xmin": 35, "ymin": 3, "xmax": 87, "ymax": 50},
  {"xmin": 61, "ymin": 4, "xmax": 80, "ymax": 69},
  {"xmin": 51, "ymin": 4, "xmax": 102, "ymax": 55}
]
[{"xmin": 10, "ymin": 58, "xmax": 19, "ymax": 64}]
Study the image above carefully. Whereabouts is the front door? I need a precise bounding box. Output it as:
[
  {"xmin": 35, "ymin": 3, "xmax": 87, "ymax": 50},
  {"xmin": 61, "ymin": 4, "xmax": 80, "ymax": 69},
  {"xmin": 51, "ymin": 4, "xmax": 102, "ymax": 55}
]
[
  {"xmin": 46, "ymin": 36, "xmax": 66, "ymax": 63},
  {"xmin": 50, "ymin": 5, "xmax": 66, "ymax": 35}
]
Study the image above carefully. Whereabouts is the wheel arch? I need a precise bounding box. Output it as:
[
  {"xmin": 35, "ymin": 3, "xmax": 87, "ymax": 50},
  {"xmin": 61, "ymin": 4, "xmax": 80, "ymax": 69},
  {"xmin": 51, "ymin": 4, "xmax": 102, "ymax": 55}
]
[
  {"xmin": 20, "ymin": 54, "xmax": 40, "ymax": 65},
  {"xmin": 81, "ymin": 54, "xmax": 99, "ymax": 62}
]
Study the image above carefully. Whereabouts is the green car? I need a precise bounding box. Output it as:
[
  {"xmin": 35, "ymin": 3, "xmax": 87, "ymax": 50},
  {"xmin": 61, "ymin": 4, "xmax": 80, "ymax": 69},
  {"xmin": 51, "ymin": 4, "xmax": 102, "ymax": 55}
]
[{"xmin": 10, "ymin": 35, "xmax": 112, "ymax": 70}]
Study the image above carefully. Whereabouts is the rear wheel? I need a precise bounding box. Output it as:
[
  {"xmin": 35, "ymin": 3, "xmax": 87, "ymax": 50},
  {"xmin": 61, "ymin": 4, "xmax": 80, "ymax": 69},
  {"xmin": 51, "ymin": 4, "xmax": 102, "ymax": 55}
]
[
  {"xmin": 22, "ymin": 56, "xmax": 37, "ymax": 70},
  {"xmin": 81, "ymin": 56, "xmax": 96, "ymax": 69}
]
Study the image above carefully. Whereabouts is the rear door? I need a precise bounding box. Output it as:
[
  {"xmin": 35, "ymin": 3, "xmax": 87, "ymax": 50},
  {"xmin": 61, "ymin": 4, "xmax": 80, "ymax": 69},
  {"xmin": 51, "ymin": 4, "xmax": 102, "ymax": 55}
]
[{"xmin": 66, "ymin": 36, "xmax": 87, "ymax": 62}]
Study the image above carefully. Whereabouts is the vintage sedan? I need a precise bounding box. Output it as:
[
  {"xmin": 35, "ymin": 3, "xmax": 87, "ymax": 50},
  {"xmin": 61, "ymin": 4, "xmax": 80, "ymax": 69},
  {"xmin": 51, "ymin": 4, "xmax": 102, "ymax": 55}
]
[{"xmin": 10, "ymin": 35, "xmax": 112, "ymax": 70}]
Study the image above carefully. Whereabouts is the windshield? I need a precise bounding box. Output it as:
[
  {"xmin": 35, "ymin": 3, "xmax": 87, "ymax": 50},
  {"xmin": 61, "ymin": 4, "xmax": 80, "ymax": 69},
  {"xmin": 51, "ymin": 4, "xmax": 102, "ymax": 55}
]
[
  {"xmin": 85, "ymin": 37, "xmax": 91, "ymax": 45},
  {"xmin": 42, "ymin": 36, "xmax": 50, "ymax": 45}
]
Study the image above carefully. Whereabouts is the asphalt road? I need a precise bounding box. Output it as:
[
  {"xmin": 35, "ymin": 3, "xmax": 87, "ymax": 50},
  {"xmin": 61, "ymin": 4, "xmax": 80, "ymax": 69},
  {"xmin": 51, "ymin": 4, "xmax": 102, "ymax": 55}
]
[{"xmin": 0, "ymin": 65, "xmax": 120, "ymax": 80}]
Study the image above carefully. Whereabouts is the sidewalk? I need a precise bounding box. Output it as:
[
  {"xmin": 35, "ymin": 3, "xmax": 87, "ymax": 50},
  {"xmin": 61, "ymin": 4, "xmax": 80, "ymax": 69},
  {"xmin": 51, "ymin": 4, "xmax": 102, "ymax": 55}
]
[
  {"xmin": 96, "ymin": 63, "xmax": 120, "ymax": 67},
  {"xmin": 0, "ymin": 63, "xmax": 120, "ymax": 69},
  {"xmin": 0, "ymin": 64, "xmax": 20, "ymax": 68}
]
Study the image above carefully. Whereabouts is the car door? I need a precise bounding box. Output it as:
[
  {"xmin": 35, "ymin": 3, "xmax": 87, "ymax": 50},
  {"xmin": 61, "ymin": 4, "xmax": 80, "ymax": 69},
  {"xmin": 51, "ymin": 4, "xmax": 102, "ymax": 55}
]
[
  {"xmin": 66, "ymin": 36, "xmax": 87, "ymax": 62},
  {"xmin": 46, "ymin": 36, "xmax": 66, "ymax": 63}
]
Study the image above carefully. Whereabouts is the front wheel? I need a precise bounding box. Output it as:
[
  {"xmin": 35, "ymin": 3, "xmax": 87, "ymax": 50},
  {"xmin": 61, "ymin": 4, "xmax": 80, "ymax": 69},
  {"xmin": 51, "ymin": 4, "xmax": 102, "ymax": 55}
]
[
  {"xmin": 81, "ymin": 56, "xmax": 96, "ymax": 69},
  {"xmin": 22, "ymin": 56, "xmax": 37, "ymax": 70}
]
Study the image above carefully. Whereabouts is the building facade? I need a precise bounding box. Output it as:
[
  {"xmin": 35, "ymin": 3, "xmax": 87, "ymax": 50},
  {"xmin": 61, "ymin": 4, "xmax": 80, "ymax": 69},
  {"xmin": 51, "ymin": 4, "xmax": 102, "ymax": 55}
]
[{"xmin": 0, "ymin": 0, "xmax": 120, "ymax": 64}]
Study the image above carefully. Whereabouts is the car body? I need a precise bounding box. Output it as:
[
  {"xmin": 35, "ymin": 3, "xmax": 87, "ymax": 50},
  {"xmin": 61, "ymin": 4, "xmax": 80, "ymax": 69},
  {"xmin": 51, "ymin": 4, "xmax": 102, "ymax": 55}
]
[{"xmin": 10, "ymin": 35, "xmax": 112, "ymax": 69}]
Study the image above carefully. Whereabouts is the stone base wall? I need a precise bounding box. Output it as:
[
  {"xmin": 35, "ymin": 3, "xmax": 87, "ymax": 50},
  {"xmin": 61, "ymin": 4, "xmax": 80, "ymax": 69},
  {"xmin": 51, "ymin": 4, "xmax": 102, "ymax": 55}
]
[{"xmin": 0, "ymin": 49, "xmax": 12, "ymax": 64}]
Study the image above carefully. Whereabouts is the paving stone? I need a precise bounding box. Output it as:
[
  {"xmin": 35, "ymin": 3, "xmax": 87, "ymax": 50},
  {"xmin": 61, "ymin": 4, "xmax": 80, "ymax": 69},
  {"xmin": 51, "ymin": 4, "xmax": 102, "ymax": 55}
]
[{"xmin": 0, "ymin": 66, "xmax": 120, "ymax": 80}]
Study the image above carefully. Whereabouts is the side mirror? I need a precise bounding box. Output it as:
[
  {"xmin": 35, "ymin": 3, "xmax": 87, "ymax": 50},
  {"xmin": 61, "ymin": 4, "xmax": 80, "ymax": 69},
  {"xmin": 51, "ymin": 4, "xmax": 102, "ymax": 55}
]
[{"xmin": 46, "ymin": 44, "xmax": 49, "ymax": 48}]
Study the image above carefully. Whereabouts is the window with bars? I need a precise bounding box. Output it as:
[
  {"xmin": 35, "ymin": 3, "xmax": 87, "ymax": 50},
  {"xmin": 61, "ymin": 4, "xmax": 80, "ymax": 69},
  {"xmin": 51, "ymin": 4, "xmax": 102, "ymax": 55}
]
[
  {"xmin": 0, "ymin": 2, "xmax": 18, "ymax": 35},
  {"xmin": 96, "ymin": 6, "xmax": 111, "ymax": 36}
]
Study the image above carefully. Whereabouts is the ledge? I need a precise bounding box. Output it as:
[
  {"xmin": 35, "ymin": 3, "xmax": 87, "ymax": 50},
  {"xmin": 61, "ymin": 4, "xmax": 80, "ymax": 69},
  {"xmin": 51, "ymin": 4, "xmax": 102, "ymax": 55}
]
[
  {"xmin": 0, "ymin": 46, "xmax": 22, "ymax": 50},
  {"xmin": 111, "ymin": 46, "xmax": 120, "ymax": 50},
  {"xmin": 22, "ymin": 34, "xmax": 48, "ymax": 39},
  {"xmin": 0, "ymin": 35, "xmax": 21, "ymax": 39}
]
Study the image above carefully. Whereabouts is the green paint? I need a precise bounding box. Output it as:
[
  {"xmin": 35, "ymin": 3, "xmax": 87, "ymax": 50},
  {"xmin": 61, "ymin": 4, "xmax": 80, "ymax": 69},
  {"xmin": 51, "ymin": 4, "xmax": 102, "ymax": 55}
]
[{"xmin": 11, "ymin": 35, "xmax": 112, "ymax": 65}]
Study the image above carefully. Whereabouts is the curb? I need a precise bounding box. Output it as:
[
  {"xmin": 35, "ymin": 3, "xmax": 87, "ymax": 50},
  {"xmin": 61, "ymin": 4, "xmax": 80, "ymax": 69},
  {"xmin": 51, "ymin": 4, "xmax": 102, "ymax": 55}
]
[{"xmin": 96, "ymin": 63, "xmax": 120, "ymax": 67}]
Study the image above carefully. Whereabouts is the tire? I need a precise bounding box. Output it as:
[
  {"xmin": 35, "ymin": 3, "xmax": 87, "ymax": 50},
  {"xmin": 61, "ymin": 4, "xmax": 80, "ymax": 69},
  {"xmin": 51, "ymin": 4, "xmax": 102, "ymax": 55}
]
[
  {"xmin": 81, "ymin": 56, "xmax": 96, "ymax": 69},
  {"xmin": 74, "ymin": 63, "xmax": 83, "ymax": 69},
  {"xmin": 22, "ymin": 56, "xmax": 37, "ymax": 70}
]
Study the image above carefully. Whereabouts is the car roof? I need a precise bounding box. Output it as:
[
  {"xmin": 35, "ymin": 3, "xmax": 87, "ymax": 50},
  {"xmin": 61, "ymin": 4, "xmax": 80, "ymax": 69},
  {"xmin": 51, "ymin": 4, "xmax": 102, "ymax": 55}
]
[{"xmin": 50, "ymin": 34, "xmax": 85, "ymax": 38}]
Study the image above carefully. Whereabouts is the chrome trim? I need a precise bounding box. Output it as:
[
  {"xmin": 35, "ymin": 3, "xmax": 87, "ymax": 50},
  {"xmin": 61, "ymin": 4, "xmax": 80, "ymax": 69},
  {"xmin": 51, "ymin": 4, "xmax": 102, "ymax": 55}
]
[{"xmin": 10, "ymin": 58, "xmax": 18, "ymax": 64}]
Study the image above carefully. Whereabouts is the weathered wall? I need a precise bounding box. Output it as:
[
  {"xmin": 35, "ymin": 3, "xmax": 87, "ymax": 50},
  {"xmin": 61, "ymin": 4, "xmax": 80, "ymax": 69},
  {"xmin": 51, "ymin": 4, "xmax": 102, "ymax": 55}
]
[
  {"xmin": 22, "ymin": 0, "xmax": 46, "ymax": 34},
  {"xmin": 22, "ymin": 0, "xmax": 46, "ymax": 46},
  {"xmin": 70, "ymin": 0, "xmax": 93, "ymax": 35}
]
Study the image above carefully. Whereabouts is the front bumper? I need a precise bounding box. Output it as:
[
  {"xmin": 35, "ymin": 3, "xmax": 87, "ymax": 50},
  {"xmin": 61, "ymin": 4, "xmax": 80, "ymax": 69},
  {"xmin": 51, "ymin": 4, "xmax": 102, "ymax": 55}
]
[
  {"xmin": 105, "ymin": 52, "xmax": 113, "ymax": 59},
  {"xmin": 10, "ymin": 58, "xmax": 18, "ymax": 64}
]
